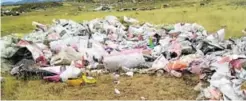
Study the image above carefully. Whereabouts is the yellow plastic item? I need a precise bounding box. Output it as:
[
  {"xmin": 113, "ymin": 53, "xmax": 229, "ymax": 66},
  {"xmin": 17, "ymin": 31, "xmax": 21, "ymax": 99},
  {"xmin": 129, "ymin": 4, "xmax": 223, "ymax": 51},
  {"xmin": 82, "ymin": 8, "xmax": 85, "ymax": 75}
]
[
  {"xmin": 66, "ymin": 78, "xmax": 84, "ymax": 86},
  {"xmin": 82, "ymin": 74, "xmax": 97, "ymax": 84},
  {"xmin": 66, "ymin": 74, "xmax": 96, "ymax": 86}
]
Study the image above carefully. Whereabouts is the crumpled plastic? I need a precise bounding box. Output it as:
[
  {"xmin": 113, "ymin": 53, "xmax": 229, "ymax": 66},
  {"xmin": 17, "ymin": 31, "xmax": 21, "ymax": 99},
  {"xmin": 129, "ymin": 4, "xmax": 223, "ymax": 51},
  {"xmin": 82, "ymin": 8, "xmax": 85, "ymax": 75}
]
[
  {"xmin": 50, "ymin": 46, "xmax": 82, "ymax": 65},
  {"xmin": 103, "ymin": 49, "xmax": 145, "ymax": 72},
  {"xmin": 3, "ymin": 16, "xmax": 246, "ymax": 99},
  {"xmin": 123, "ymin": 16, "xmax": 139, "ymax": 24},
  {"xmin": 0, "ymin": 35, "xmax": 20, "ymax": 58}
]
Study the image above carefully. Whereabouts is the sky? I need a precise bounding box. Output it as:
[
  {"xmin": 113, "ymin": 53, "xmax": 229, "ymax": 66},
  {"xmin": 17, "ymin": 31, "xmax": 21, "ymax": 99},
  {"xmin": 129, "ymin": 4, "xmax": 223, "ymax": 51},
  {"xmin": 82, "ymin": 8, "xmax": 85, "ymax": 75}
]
[{"xmin": 1, "ymin": 0, "xmax": 21, "ymax": 2}]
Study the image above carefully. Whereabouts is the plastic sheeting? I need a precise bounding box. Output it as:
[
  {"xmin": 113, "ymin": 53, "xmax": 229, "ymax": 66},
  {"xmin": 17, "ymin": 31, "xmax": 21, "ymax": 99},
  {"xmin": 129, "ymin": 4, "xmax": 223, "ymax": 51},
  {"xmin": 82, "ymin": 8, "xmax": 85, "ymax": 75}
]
[
  {"xmin": 50, "ymin": 47, "xmax": 82, "ymax": 65},
  {"xmin": 103, "ymin": 49, "xmax": 145, "ymax": 72}
]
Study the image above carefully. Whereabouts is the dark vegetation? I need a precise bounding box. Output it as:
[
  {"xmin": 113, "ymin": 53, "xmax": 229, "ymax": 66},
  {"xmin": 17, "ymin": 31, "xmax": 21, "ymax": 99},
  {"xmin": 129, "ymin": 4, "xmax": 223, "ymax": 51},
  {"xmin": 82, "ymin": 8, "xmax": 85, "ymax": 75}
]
[{"xmin": 11, "ymin": 2, "xmax": 63, "ymax": 13}]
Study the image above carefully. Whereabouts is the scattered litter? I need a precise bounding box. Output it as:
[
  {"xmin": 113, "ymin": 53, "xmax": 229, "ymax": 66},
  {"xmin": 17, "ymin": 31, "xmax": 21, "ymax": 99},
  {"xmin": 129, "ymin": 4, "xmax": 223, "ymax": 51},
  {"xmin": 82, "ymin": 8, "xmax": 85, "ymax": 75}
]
[
  {"xmin": 140, "ymin": 96, "xmax": 146, "ymax": 100},
  {"xmin": 125, "ymin": 71, "xmax": 134, "ymax": 77},
  {"xmin": 114, "ymin": 88, "xmax": 120, "ymax": 95},
  {"xmin": 123, "ymin": 16, "xmax": 139, "ymax": 24},
  {"xmin": 2, "ymin": 15, "xmax": 246, "ymax": 100},
  {"xmin": 0, "ymin": 77, "xmax": 4, "ymax": 83},
  {"xmin": 94, "ymin": 5, "xmax": 112, "ymax": 11}
]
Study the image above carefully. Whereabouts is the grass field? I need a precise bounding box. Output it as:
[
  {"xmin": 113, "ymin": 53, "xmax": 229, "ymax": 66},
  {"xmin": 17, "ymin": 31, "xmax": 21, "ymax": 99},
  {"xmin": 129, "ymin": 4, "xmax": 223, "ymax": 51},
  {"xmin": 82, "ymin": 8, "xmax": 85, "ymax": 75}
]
[{"xmin": 1, "ymin": 0, "xmax": 246, "ymax": 100}]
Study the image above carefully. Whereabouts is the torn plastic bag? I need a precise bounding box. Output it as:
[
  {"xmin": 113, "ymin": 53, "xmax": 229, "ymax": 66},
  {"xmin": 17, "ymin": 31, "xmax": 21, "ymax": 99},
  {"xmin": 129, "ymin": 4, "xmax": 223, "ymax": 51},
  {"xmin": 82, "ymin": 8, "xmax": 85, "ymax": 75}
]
[
  {"xmin": 41, "ymin": 66, "xmax": 66, "ymax": 82},
  {"xmin": 151, "ymin": 45, "xmax": 163, "ymax": 58},
  {"xmin": 180, "ymin": 41, "xmax": 195, "ymax": 55},
  {"xmin": 47, "ymin": 32, "xmax": 61, "ymax": 41},
  {"xmin": 10, "ymin": 59, "xmax": 56, "ymax": 80},
  {"xmin": 17, "ymin": 40, "xmax": 48, "ymax": 66},
  {"xmin": 218, "ymin": 81, "xmax": 244, "ymax": 100},
  {"xmin": 128, "ymin": 26, "xmax": 143, "ymax": 35},
  {"xmin": 188, "ymin": 60, "xmax": 203, "ymax": 74},
  {"xmin": 35, "ymin": 43, "xmax": 52, "ymax": 60},
  {"xmin": 200, "ymin": 40, "xmax": 225, "ymax": 55},
  {"xmin": 32, "ymin": 21, "xmax": 48, "ymax": 32},
  {"xmin": 216, "ymin": 28, "xmax": 225, "ymax": 42},
  {"xmin": 1, "ymin": 46, "xmax": 19, "ymax": 59},
  {"xmin": 9, "ymin": 47, "xmax": 33, "ymax": 64},
  {"xmin": 0, "ymin": 35, "xmax": 20, "ymax": 58},
  {"xmin": 59, "ymin": 66, "xmax": 82, "ymax": 82},
  {"xmin": 104, "ymin": 15, "xmax": 119, "ymax": 26},
  {"xmin": 159, "ymin": 37, "xmax": 172, "ymax": 48},
  {"xmin": 23, "ymin": 31, "xmax": 48, "ymax": 43},
  {"xmin": 83, "ymin": 41, "xmax": 107, "ymax": 66},
  {"xmin": 205, "ymin": 28, "xmax": 225, "ymax": 44},
  {"xmin": 70, "ymin": 58, "xmax": 85, "ymax": 69},
  {"xmin": 150, "ymin": 55, "xmax": 169, "ymax": 71},
  {"xmin": 103, "ymin": 49, "xmax": 145, "ymax": 72},
  {"xmin": 166, "ymin": 61, "xmax": 188, "ymax": 71},
  {"xmin": 168, "ymin": 39, "xmax": 182, "ymax": 57},
  {"xmin": 49, "ymin": 36, "xmax": 88, "ymax": 52},
  {"xmin": 10, "ymin": 59, "xmax": 36, "ymax": 75},
  {"xmin": 41, "ymin": 65, "xmax": 81, "ymax": 82},
  {"xmin": 1, "ymin": 58, "xmax": 13, "ymax": 72},
  {"xmin": 173, "ymin": 23, "xmax": 192, "ymax": 33},
  {"xmin": 208, "ymin": 62, "xmax": 245, "ymax": 100},
  {"xmin": 191, "ymin": 23, "xmax": 205, "ymax": 33},
  {"xmin": 50, "ymin": 47, "xmax": 82, "ymax": 65},
  {"xmin": 92, "ymin": 32, "xmax": 106, "ymax": 42},
  {"xmin": 123, "ymin": 16, "xmax": 139, "ymax": 24},
  {"xmin": 201, "ymin": 86, "xmax": 222, "ymax": 100}
]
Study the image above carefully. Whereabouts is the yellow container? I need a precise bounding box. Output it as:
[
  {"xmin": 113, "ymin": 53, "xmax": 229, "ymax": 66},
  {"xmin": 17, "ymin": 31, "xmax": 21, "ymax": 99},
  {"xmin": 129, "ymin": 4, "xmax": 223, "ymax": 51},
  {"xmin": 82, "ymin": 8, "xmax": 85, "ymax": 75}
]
[
  {"xmin": 66, "ymin": 78, "xmax": 84, "ymax": 86},
  {"xmin": 82, "ymin": 75, "xmax": 97, "ymax": 84},
  {"xmin": 66, "ymin": 74, "xmax": 96, "ymax": 86}
]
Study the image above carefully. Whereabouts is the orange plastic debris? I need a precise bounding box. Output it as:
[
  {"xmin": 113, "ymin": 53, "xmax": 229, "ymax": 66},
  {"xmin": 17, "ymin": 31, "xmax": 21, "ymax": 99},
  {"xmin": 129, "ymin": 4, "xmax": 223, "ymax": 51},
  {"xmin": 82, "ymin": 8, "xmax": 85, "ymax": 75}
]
[{"xmin": 167, "ymin": 61, "xmax": 188, "ymax": 70}]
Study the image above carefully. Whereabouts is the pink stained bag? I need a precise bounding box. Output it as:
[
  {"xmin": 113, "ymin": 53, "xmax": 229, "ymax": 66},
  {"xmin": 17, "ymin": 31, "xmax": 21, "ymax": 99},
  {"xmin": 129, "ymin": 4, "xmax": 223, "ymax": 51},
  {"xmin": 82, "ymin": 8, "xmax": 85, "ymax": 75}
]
[
  {"xmin": 43, "ymin": 66, "xmax": 66, "ymax": 82},
  {"xmin": 218, "ymin": 56, "xmax": 231, "ymax": 64},
  {"xmin": 169, "ymin": 39, "xmax": 181, "ymax": 57},
  {"xmin": 17, "ymin": 40, "xmax": 48, "ymax": 66},
  {"xmin": 209, "ymin": 88, "xmax": 222, "ymax": 100},
  {"xmin": 71, "ymin": 56, "xmax": 85, "ymax": 69},
  {"xmin": 47, "ymin": 33, "xmax": 60, "ymax": 41},
  {"xmin": 230, "ymin": 59, "xmax": 243, "ymax": 69},
  {"xmin": 43, "ymin": 75, "xmax": 61, "ymax": 82}
]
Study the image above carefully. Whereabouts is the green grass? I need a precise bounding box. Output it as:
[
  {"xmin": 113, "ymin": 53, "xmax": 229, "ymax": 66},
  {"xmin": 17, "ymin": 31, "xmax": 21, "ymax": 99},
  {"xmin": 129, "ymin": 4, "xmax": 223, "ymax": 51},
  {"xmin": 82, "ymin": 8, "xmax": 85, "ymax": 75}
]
[
  {"xmin": 1, "ymin": 0, "xmax": 246, "ymax": 100},
  {"xmin": 2, "ymin": 1, "xmax": 246, "ymax": 38}
]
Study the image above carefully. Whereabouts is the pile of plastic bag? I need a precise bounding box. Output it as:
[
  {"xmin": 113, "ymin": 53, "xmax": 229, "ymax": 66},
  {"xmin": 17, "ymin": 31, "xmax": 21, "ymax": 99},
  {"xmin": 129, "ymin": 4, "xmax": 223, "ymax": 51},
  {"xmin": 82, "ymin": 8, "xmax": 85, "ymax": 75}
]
[{"xmin": 1, "ymin": 15, "xmax": 246, "ymax": 100}]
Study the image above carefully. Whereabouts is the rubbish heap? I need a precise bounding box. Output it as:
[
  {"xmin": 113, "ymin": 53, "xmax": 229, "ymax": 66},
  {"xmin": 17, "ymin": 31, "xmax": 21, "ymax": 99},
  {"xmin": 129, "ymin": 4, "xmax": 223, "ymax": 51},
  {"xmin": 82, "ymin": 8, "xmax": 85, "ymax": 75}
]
[{"xmin": 1, "ymin": 15, "xmax": 246, "ymax": 100}]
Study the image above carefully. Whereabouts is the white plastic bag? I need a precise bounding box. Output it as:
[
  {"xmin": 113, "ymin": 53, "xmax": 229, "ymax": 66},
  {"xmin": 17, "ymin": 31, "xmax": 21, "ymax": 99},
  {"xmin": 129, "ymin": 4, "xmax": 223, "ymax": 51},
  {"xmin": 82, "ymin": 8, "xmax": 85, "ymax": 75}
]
[
  {"xmin": 150, "ymin": 55, "xmax": 169, "ymax": 70},
  {"xmin": 103, "ymin": 49, "xmax": 145, "ymax": 72},
  {"xmin": 50, "ymin": 47, "xmax": 82, "ymax": 65},
  {"xmin": 216, "ymin": 28, "xmax": 225, "ymax": 42},
  {"xmin": 123, "ymin": 16, "xmax": 139, "ymax": 24},
  {"xmin": 59, "ymin": 66, "xmax": 82, "ymax": 82}
]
